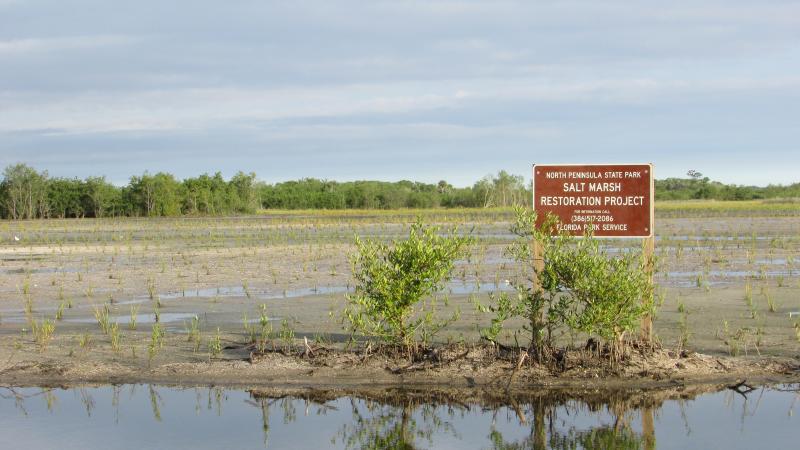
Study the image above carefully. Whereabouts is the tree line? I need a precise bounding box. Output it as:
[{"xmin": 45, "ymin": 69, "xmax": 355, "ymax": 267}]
[
  {"xmin": 0, "ymin": 164, "xmax": 529, "ymax": 219},
  {"xmin": 0, "ymin": 164, "xmax": 260, "ymax": 219},
  {"xmin": 655, "ymin": 170, "xmax": 800, "ymax": 201},
  {"xmin": 1, "ymin": 164, "xmax": 797, "ymax": 219}
]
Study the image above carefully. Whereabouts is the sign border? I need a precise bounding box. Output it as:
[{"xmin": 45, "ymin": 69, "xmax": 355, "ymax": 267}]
[{"xmin": 531, "ymin": 163, "xmax": 654, "ymax": 239}]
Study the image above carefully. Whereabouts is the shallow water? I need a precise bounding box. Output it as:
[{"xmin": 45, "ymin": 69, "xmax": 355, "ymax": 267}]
[
  {"xmin": 137, "ymin": 280, "xmax": 514, "ymax": 303},
  {"xmin": 0, "ymin": 384, "xmax": 797, "ymax": 449}
]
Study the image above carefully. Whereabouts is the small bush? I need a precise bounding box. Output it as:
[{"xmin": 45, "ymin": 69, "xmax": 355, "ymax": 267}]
[
  {"xmin": 343, "ymin": 220, "xmax": 471, "ymax": 350},
  {"xmin": 483, "ymin": 207, "xmax": 654, "ymax": 361}
]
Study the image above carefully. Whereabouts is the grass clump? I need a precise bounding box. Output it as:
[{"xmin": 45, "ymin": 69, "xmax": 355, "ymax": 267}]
[
  {"xmin": 148, "ymin": 323, "xmax": 165, "ymax": 364},
  {"xmin": 209, "ymin": 327, "xmax": 222, "ymax": 358},
  {"xmin": 93, "ymin": 305, "xmax": 111, "ymax": 334},
  {"xmin": 185, "ymin": 315, "xmax": 201, "ymax": 352},
  {"xmin": 109, "ymin": 322, "xmax": 122, "ymax": 353},
  {"xmin": 31, "ymin": 318, "xmax": 56, "ymax": 351},
  {"xmin": 129, "ymin": 304, "xmax": 140, "ymax": 330}
]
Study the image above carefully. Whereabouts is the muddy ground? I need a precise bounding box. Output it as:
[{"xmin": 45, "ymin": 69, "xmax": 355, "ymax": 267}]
[{"xmin": 0, "ymin": 211, "xmax": 799, "ymax": 387}]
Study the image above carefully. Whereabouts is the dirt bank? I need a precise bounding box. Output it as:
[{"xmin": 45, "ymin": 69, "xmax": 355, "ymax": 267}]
[{"xmin": 1, "ymin": 339, "xmax": 797, "ymax": 391}]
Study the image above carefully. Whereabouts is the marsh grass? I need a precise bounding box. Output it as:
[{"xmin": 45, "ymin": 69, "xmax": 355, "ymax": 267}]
[
  {"xmin": 242, "ymin": 312, "xmax": 255, "ymax": 343},
  {"xmin": 109, "ymin": 322, "xmax": 122, "ymax": 353},
  {"xmin": 279, "ymin": 319, "xmax": 294, "ymax": 351},
  {"xmin": 31, "ymin": 318, "xmax": 55, "ymax": 351},
  {"xmin": 148, "ymin": 323, "xmax": 165, "ymax": 364},
  {"xmin": 242, "ymin": 279, "xmax": 251, "ymax": 299},
  {"xmin": 762, "ymin": 286, "xmax": 777, "ymax": 313},
  {"xmin": 255, "ymin": 304, "xmax": 273, "ymax": 352},
  {"xmin": 129, "ymin": 304, "xmax": 140, "ymax": 330},
  {"xmin": 93, "ymin": 304, "xmax": 111, "ymax": 334},
  {"xmin": 55, "ymin": 301, "xmax": 66, "ymax": 321},
  {"xmin": 718, "ymin": 320, "xmax": 760, "ymax": 357},
  {"xmin": 147, "ymin": 277, "xmax": 161, "ymax": 307},
  {"xmin": 78, "ymin": 333, "xmax": 91, "ymax": 348},
  {"xmin": 208, "ymin": 327, "xmax": 222, "ymax": 358},
  {"xmin": 678, "ymin": 304, "xmax": 691, "ymax": 351},
  {"xmin": 20, "ymin": 277, "xmax": 34, "ymax": 315},
  {"xmin": 185, "ymin": 315, "xmax": 201, "ymax": 352}
]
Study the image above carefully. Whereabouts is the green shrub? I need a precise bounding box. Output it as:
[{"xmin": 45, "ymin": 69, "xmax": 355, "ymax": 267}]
[
  {"xmin": 343, "ymin": 220, "xmax": 471, "ymax": 350},
  {"xmin": 483, "ymin": 207, "xmax": 654, "ymax": 361}
]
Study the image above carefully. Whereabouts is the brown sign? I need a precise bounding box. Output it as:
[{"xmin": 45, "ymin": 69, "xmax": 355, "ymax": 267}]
[{"xmin": 532, "ymin": 163, "xmax": 653, "ymax": 237}]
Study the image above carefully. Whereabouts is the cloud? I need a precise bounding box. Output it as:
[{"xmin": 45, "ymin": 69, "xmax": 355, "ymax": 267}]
[
  {"xmin": 0, "ymin": 0, "xmax": 799, "ymax": 185},
  {"xmin": 0, "ymin": 35, "xmax": 140, "ymax": 55},
  {"xmin": 2, "ymin": 73, "xmax": 798, "ymax": 135}
]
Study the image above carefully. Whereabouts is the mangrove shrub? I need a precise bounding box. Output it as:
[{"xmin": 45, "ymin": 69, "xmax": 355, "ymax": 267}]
[{"xmin": 343, "ymin": 220, "xmax": 471, "ymax": 350}]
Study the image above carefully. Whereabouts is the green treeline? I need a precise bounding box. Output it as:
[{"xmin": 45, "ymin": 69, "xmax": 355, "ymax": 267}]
[
  {"xmin": 0, "ymin": 163, "xmax": 797, "ymax": 219},
  {"xmin": 0, "ymin": 164, "xmax": 260, "ymax": 219},
  {"xmin": 260, "ymin": 171, "xmax": 528, "ymax": 210},
  {"xmin": 0, "ymin": 164, "xmax": 527, "ymax": 218},
  {"xmin": 655, "ymin": 175, "xmax": 800, "ymax": 200}
]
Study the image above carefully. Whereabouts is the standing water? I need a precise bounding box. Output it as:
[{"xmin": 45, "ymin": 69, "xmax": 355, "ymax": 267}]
[{"xmin": 0, "ymin": 384, "xmax": 797, "ymax": 449}]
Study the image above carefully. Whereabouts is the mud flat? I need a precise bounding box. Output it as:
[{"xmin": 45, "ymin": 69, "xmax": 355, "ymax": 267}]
[{"xmin": 0, "ymin": 210, "xmax": 798, "ymax": 386}]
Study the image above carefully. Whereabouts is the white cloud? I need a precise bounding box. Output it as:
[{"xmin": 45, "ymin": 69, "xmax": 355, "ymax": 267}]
[{"xmin": 0, "ymin": 35, "xmax": 140, "ymax": 55}]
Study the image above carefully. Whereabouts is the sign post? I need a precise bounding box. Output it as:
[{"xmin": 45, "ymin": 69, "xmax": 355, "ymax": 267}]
[{"xmin": 531, "ymin": 163, "xmax": 655, "ymax": 341}]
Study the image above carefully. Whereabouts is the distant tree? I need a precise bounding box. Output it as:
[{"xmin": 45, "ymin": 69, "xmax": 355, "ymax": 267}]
[
  {"xmin": 84, "ymin": 176, "xmax": 119, "ymax": 218},
  {"xmin": 473, "ymin": 176, "xmax": 494, "ymax": 208},
  {"xmin": 128, "ymin": 172, "xmax": 183, "ymax": 216},
  {"xmin": 470, "ymin": 171, "xmax": 528, "ymax": 208},
  {"xmin": 229, "ymin": 171, "xmax": 259, "ymax": 213},
  {"xmin": 47, "ymin": 178, "xmax": 85, "ymax": 218},
  {"xmin": 492, "ymin": 170, "xmax": 526, "ymax": 207},
  {"xmin": 1, "ymin": 163, "xmax": 49, "ymax": 219}
]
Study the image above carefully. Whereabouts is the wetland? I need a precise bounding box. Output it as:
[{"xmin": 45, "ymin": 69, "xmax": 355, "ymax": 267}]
[{"xmin": 1, "ymin": 206, "xmax": 799, "ymax": 448}]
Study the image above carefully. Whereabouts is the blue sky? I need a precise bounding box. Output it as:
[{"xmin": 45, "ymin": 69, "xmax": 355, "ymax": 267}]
[{"xmin": 1, "ymin": 0, "xmax": 798, "ymax": 187}]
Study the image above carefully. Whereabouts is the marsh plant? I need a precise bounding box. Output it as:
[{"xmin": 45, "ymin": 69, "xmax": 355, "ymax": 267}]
[
  {"xmin": 78, "ymin": 333, "xmax": 91, "ymax": 348},
  {"xmin": 55, "ymin": 300, "xmax": 66, "ymax": 321},
  {"xmin": 678, "ymin": 303, "xmax": 691, "ymax": 350},
  {"xmin": 147, "ymin": 277, "xmax": 161, "ymax": 307},
  {"xmin": 129, "ymin": 304, "xmax": 140, "ymax": 330},
  {"xmin": 242, "ymin": 279, "xmax": 252, "ymax": 298},
  {"xmin": 93, "ymin": 304, "xmax": 111, "ymax": 334},
  {"xmin": 182, "ymin": 315, "xmax": 201, "ymax": 352},
  {"xmin": 480, "ymin": 207, "xmax": 654, "ymax": 362},
  {"xmin": 257, "ymin": 304, "xmax": 273, "ymax": 352},
  {"xmin": 31, "ymin": 318, "xmax": 55, "ymax": 351},
  {"xmin": 343, "ymin": 220, "xmax": 471, "ymax": 351},
  {"xmin": 208, "ymin": 327, "xmax": 222, "ymax": 358},
  {"xmin": 762, "ymin": 286, "xmax": 777, "ymax": 313},
  {"xmin": 718, "ymin": 320, "xmax": 759, "ymax": 357},
  {"xmin": 109, "ymin": 322, "xmax": 122, "ymax": 353},
  {"xmin": 279, "ymin": 319, "xmax": 295, "ymax": 351},
  {"xmin": 148, "ymin": 323, "xmax": 165, "ymax": 363}
]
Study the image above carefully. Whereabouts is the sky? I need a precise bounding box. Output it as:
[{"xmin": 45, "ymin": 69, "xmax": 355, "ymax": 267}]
[{"xmin": 1, "ymin": 0, "xmax": 798, "ymax": 187}]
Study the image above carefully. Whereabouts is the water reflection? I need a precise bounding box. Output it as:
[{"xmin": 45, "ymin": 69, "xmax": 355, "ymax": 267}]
[{"xmin": 0, "ymin": 383, "xmax": 797, "ymax": 449}]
